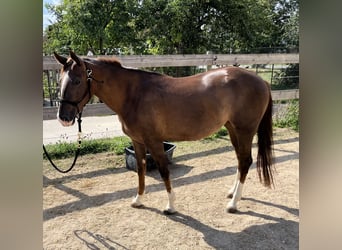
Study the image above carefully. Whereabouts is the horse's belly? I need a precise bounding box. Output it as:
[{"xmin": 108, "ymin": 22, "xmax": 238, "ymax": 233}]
[{"xmin": 163, "ymin": 116, "xmax": 226, "ymax": 141}]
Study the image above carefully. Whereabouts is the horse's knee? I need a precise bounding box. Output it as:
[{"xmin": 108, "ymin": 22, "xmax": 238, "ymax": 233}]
[
  {"xmin": 157, "ymin": 162, "xmax": 173, "ymax": 193},
  {"xmin": 158, "ymin": 165, "xmax": 170, "ymax": 181},
  {"xmin": 137, "ymin": 163, "xmax": 145, "ymax": 174},
  {"xmin": 156, "ymin": 157, "xmax": 170, "ymax": 178}
]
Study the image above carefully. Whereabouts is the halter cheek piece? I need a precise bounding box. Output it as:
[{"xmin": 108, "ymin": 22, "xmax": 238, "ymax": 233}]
[{"xmin": 59, "ymin": 68, "xmax": 94, "ymax": 116}]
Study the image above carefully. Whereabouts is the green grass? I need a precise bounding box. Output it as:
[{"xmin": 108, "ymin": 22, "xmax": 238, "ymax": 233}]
[
  {"xmin": 43, "ymin": 136, "xmax": 132, "ymax": 160},
  {"xmin": 43, "ymin": 129, "xmax": 230, "ymax": 160},
  {"xmin": 255, "ymin": 69, "xmax": 274, "ymax": 83},
  {"xmin": 273, "ymin": 100, "xmax": 299, "ymax": 132},
  {"xmin": 204, "ymin": 127, "xmax": 228, "ymax": 141}
]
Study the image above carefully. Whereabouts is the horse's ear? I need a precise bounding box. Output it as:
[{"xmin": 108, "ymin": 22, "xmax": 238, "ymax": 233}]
[
  {"xmin": 69, "ymin": 50, "xmax": 82, "ymax": 66},
  {"xmin": 53, "ymin": 52, "xmax": 68, "ymax": 65}
]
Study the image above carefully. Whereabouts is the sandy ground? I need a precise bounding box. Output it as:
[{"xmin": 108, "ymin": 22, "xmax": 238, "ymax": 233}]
[{"xmin": 43, "ymin": 128, "xmax": 299, "ymax": 249}]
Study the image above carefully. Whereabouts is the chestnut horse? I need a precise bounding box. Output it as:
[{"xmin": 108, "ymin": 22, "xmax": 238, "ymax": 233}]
[{"xmin": 53, "ymin": 51, "xmax": 274, "ymax": 214}]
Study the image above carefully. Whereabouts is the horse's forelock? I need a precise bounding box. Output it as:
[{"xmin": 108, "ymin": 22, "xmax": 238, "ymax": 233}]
[{"xmin": 62, "ymin": 58, "xmax": 74, "ymax": 71}]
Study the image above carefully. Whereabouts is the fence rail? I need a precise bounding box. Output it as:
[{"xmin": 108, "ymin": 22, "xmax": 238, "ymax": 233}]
[
  {"xmin": 43, "ymin": 53, "xmax": 299, "ymax": 70},
  {"xmin": 43, "ymin": 53, "xmax": 299, "ymax": 120}
]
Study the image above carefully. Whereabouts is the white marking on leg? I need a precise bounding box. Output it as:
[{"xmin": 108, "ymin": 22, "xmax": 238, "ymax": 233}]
[
  {"xmin": 131, "ymin": 193, "xmax": 144, "ymax": 207},
  {"xmin": 164, "ymin": 190, "xmax": 176, "ymax": 214},
  {"xmin": 228, "ymin": 169, "xmax": 240, "ymax": 198},
  {"xmin": 227, "ymin": 181, "xmax": 244, "ymax": 213}
]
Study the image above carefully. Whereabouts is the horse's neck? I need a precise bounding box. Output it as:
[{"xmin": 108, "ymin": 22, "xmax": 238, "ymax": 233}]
[
  {"xmin": 90, "ymin": 63, "xmax": 130, "ymax": 116},
  {"xmin": 89, "ymin": 61, "xmax": 165, "ymax": 116}
]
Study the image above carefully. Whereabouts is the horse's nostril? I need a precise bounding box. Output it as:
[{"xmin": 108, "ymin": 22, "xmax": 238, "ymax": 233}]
[{"xmin": 59, "ymin": 115, "xmax": 69, "ymax": 122}]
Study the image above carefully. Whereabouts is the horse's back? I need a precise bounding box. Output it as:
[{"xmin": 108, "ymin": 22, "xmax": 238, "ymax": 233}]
[
  {"xmin": 165, "ymin": 66, "xmax": 270, "ymax": 122},
  {"xmin": 132, "ymin": 67, "xmax": 270, "ymax": 141}
]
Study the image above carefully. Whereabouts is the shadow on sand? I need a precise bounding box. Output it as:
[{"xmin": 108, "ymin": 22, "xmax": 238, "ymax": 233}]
[{"xmin": 43, "ymin": 135, "xmax": 298, "ymax": 222}]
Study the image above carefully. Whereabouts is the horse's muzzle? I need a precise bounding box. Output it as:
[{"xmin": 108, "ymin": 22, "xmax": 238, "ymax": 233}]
[
  {"xmin": 58, "ymin": 117, "xmax": 75, "ymax": 127},
  {"xmin": 57, "ymin": 111, "xmax": 76, "ymax": 127}
]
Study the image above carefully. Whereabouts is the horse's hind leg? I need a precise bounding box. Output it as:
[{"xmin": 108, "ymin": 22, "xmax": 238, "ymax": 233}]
[
  {"xmin": 226, "ymin": 124, "xmax": 240, "ymax": 199},
  {"xmin": 227, "ymin": 149, "xmax": 252, "ymax": 213},
  {"xmin": 225, "ymin": 124, "xmax": 254, "ymax": 213},
  {"xmin": 131, "ymin": 141, "xmax": 147, "ymax": 208},
  {"xmin": 227, "ymin": 168, "xmax": 240, "ymax": 198},
  {"xmin": 146, "ymin": 141, "xmax": 176, "ymax": 215}
]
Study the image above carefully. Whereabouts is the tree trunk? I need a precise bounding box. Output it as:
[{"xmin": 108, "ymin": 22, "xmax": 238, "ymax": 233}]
[{"xmin": 99, "ymin": 37, "xmax": 103, "ymax": 54}]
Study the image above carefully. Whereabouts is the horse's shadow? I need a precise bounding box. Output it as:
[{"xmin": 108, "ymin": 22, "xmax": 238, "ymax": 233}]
[
  {"xmin": 146, "ymin": 163, "xmax": 193, "ymax": 180},
  {"xmin": 142, "ymin": 200, "xmax": 298, "ymax": 250},
  {"xmin": 74, "ymin": 230, "xmax": 129, "ymax": 250},
  {"xmin": 71, "ymin": 197, "xmax": 298, "ymax": 249}
]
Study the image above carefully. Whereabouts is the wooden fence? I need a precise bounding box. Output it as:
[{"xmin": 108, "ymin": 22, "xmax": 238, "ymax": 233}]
[
  {"xmin": 43, "ymin": 53, "xmax": 299, "ymax": 120},
  {"xmin": 43, "ymin": 53, "xmax": 299, "ymax": 69}
]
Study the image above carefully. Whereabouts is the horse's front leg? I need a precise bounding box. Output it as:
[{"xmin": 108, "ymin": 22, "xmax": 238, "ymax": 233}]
[
  {"xmin": 147, "ymin": 142, "xmax": 176, "ymax": 214},
  {"xmin": 131, "ymin": 141, "xmax": 147, "ymax": 208},
  {"xmin": 159, "ymin": 163, "xmax": 176, "ymax": 215}
]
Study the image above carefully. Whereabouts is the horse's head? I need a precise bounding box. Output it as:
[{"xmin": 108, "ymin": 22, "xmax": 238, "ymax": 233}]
[{"xmin": 54, "ymin": 51, "xmax": 91, "ymax": 126}]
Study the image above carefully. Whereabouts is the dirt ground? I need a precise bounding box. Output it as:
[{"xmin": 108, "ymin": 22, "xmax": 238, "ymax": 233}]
[{"xmin": 43, "ymin": 128, "xmax": 299, "ymax": 249}]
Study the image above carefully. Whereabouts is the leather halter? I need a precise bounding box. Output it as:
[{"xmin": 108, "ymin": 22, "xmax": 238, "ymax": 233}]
[{"xmin": 59, "ymin": 67, "xmax": 93, "ymax": 115}]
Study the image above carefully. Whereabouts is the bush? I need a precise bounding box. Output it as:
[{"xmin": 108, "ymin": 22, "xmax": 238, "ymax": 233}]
[
  {"xmin": 274, "ymin": 99, "xmax": 299, "ymax": 131},
  {"xmin": 272, "ymin": 64, "xmax": 299, "ymax": 90}
]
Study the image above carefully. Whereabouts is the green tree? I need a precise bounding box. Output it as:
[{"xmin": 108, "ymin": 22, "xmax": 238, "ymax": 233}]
[
  {"xmin": 268, "ymin": 0, "xmax": 299, "ymax": 52},
  {"xmin": 43, "ymin": 0, "xmax": 298, "ymax": 56},
  {"xmin": 44, "ymin": 0, "xmax": 137, "ymax": 54},
  {"xmin": 131, "ymin": 0, "xmax": 275, "ymax": 54}
]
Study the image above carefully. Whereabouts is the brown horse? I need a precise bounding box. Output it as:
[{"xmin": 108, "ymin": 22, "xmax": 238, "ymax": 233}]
[{"xmin": 53, "ymin": 51, "xmax": 274, "ymax": 214}]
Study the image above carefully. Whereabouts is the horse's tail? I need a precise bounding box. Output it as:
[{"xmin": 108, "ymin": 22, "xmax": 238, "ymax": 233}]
[{"xmin": 256, "ymin": 86, "xmax": 274, "ymax": 187}]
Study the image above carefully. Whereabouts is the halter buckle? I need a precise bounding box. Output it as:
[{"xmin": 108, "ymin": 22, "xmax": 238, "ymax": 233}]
[
  {"xmin": 87, "ymin": 69, "xmax": 93, "ymax": 78},
  {"xmin": 77, "ymin": 132, "xmax": 83, "ymax": 143}
]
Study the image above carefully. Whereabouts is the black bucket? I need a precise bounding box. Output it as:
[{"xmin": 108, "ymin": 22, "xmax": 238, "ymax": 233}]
[{"xmin": 125, "ymin": 142, "xmax": 176, "ymax": 171}]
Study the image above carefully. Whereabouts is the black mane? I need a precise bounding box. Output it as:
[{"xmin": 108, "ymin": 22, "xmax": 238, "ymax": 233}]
[{"xmin": 84, "ymin": 57, "xmax": 165, "ymax": 77}]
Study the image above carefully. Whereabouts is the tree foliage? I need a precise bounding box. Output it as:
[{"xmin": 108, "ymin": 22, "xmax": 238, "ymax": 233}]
[{"xmin": 43, "ymin": 0, "xmax": 299, "ymax": 56}]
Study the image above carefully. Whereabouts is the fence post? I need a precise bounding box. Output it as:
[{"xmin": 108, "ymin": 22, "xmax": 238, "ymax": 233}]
[
  {"xmin": 270, "ymin": 64, "xmax": 274, "ymax": 85},
  {"xmin": 46, "ymin": 71, "xmax": 54, "ymax": 106}
]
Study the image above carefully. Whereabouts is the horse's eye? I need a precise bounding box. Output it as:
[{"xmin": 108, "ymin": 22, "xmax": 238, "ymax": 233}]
[{"xmin": 73, "ymin": 79, "xmax": 81, "ymax": 85}]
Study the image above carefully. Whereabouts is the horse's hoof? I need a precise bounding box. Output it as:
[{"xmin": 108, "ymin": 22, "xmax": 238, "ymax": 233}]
[
  {"xmin": 163, "ymin": 208, "xmax": 177, "ymax": 215},
  {"xmin": 226, "ymin": 206, "xmax": 238, "ymax": 213},
  {"xmin": 131, "ymin": 202, "xmax": 144, "ymax": 208},
  {"xmin": 131, "ymin": 194, "xmax": 144, "ymax": 208},
  {"xmin": 131, "ymin": 198, "xmax": 144, "ymax": 208}
]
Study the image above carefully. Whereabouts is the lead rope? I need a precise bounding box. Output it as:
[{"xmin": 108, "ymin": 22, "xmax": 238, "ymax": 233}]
[{"xmin": 43, "ymin": 113, "xmax": 83, "ymax": 173}]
